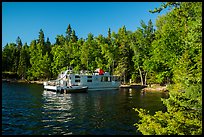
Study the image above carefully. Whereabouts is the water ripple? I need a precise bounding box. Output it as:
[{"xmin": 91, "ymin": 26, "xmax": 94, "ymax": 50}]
[{"xmin": 2, "ymin": 82, "xmax": 168, "ymax": 135}]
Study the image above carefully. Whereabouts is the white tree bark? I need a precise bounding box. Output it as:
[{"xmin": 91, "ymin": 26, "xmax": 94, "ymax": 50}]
[
  {"xmin": 144, "ymin": 72, "xmax": 147, "ymax": 86},
  {"xmin": 138, "ymin": 68, "xmax": 144, "ymax": 85}
]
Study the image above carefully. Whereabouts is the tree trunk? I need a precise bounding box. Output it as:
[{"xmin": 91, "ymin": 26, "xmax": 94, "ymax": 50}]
[
  {"xmin": 138, "ymin": 68, "xmax": 144, "ymax": 85},
  {"xmin": 109, "ymin": 66, "xmax": 111, "ymax": 75},
  {"xmin": 144, "ymin": 72, "xmax": 147, "ymax": 86},
  {"xmin": 123, "ymin": 72, "xmax": 126, "ymax": 84}
]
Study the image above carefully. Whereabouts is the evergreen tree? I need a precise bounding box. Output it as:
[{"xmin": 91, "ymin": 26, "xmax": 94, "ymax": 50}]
[
  {"xmin": 38, "ymin": 29, "xmax": 45, "ymax": 45},
  {"xmin": 71, "ymin": 30, "xmax": 78, "ymax": 43},
  {"xmin": 66, "ymin": 24, "xmax": 72, "ymax": 42},
  {"xmin": 55, "ymin": 35, "xmax": 65, "ymax": 45},
  {"xmin": 16, "ymin": 36, "xmax": 23, "ymax": 50},
  {"xmin": 17, "ymin": 43, "xmax": 30, "ymax": 79},
  {"xmin": 37, "ymin": 29, "xmax": 46, "ymax": 56},
  {"xmin": 107, "ymin": 28, "xmax": 111, "ymax": 41},
  {"xmin": 2, "ymin": 43, "xmax": 16, "ymax": 72},
  {"xmin": 45, "ymin": 37, "xmax": 52, "ymax": 55}
]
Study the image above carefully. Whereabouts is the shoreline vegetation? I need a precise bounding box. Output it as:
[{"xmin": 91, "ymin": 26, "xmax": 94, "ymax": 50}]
[
  {"xmin": 2, "ymin": 78, "xmax": 168, "ymax": 92},
  {"xmin": 2, "ymin": 78, "xmax": 45, "ymax": 84}
]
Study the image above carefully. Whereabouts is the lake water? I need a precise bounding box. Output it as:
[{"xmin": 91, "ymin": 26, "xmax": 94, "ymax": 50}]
[{"xmin": 2, "ymin": 82, "xmax": 168, "ymax": 135}]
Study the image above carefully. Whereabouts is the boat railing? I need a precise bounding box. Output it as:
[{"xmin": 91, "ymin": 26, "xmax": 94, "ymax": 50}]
[{"xmin": 47, "ymin": 80, "xmax": 60, "ymax": 86}]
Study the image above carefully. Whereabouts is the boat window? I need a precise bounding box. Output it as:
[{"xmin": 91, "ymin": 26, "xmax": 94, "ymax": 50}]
[
  {"xmin": 113, "ymin": 76, "xmax": 120, "ymax": 81},
  {"xmin": 101, "ymin": 76, "xmax": 111, "ymax": 82},
  {"xmin": 75, "ymin": 80, "xmax": 80, "ymax": 82},
  {"xmin": 75, "ymin": 75, "xmax": 80, "ymax": 78},
  {"xmin": 101, "ymin": 77, "xmax": 103, "ymax": 82},
  {"xmin": 87, "ymin": 76, "xmax": 92, "ymax": 78},
  {"xmin": 106, "ymin": 77, "xmax": 109, "ymax": 82},
  {"xmin": 101, "ymin": 77, "xmax": 104, "ymax": 82},
  {"xmin": 87, "ymin": 80, "xmax": 92, "ymax": 82}
]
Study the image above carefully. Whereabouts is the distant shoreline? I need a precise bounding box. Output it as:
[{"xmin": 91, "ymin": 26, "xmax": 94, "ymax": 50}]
[
  {"xmin": 2, "ymin": 79, "xmax": 168, "ymax": 92},
  {"xmin": 2, "ymin": 79, "xmax": 45, "ymax": 84}
]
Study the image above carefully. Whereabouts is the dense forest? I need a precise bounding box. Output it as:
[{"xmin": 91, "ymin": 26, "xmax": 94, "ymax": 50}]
[
  {"xmin": 2, "ymin": 2, "xmax": 202, "ymax": 135},
  {"xmin": 134, "ymin": 2, "xmax": 202, "ymax": 135}
]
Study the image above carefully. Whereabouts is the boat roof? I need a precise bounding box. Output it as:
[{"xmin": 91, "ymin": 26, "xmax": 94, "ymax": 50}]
[{"xmin": 60, "ymin": 69, "xmax": 119, "ymax": 76}]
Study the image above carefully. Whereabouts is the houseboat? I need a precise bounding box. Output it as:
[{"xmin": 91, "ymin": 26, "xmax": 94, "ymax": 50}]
[{"xmin": 43, "ymin": 68, "xmax": 121, "ymax": 93}]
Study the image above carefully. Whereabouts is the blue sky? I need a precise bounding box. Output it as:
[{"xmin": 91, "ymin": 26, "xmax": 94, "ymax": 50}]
[{"xmin": 2, "ymin": 2, "xmax": 169, "ymax": 47}]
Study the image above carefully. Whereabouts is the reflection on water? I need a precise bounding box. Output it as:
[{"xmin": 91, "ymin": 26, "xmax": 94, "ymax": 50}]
[
  {"xmin": 42, "ymin": 90, "xmax": 73, "ymax": 111},
  {"xmin": 2, "ymin": 82, "xmax": 168, "ymax": 135},
  {"xmin": 41, "ymin": 91, "xmax": 74, "ymax": 135},
  {"xmin": 41, "ymin": 89, "xmax": 140, "ymax": 135}
]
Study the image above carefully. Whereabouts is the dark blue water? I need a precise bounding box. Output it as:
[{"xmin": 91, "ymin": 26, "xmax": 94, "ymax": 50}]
[{"xmin": 2, "ymin": 82, "xmax": 168, "ymax": 135}]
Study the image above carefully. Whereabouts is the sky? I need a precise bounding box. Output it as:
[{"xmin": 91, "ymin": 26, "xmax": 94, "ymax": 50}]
[{"xmin": 2, "ymin": 2, "xmax": 169, "ymax": 47}]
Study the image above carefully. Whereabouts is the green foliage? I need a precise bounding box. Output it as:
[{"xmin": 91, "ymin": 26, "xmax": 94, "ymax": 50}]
[
  {"xmin": 55, "ymin": 35, "xmax": 65, "ymax": 45},
  {"xmin": 113, "ymin": 26, "xmax": 134, "ymax": 83},
  {"xmin": 134, "ymin": 2, "xmax": 202, "ymax": 135},
  {"xmin": 27, "ymin": 30, "xmax": 52, "ymax": 80},
  {"xmin": 17, "ymin": 43, "xmax": 30, "ymax": 79},
  {"xmin": 96, "ymin": 33, "xmax": 115, "ymax": 73},
  {"xmin": 134, "ymin": 106, "xmax": 202, "ymax": 135},
  {"xmin": 2, "ymin": 43, "xmax": 16, "ymax": 72},
  {"xmin": 130, "ymin": 19, "xmax": 155, "ymax": 85},
  {"xmin": 2, "ymin": 6, "xmax": 202, "ymax": 135},
  {"xmin": 80, "ymin": 33, "xmax": 103, "ymax": 71},
  {"xmin": 149, "ymin": 2, "xmax": 181, "ymax": 13},
  {"xmin": 51, "ymin": 45, "xmax": 69, "ymax": 78},
  {"xmin": 136, "ymin": 82, "xmax": 202, "ymax": 135},
  {"xmin": 71, "ymin": 30, "xmax": 78, "ymax": 43}
]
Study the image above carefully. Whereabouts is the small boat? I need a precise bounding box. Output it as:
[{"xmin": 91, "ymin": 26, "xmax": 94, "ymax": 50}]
[{"xmin": 43, "ymin": 68, "xmax": 121, "ymax": 93}]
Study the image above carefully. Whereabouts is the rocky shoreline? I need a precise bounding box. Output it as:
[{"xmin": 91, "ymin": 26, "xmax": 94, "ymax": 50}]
[
  {"xmin": 142, "ymin": 84, "xmax": 168, "ymax": 92},
  {"xmin": 142, "ymin": 86, "xmax": 168, "ymax": 92},
  {"xmin": 120, "ymin": 84, "xmax": 168, "ymax": 92}
]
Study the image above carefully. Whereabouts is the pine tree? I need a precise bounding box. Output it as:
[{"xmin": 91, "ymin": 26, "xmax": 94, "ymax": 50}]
[
  {"xmin": 107, "ymin": 28, "xmax": 111, "ymax": 41},
  {"xmin": 38, "ymin": 29, "xmax": 45, "ymax": 45},
  {"xmin": 71, "ymin": 30, "xmax": 78, "ymax": 43},
  {"xmin": 17, "ymin": 43, "xmax": 30, "ymax": 79},
  {"xmin": 66, "ymin": 24, "xmax": 72, "ymax": 42}
]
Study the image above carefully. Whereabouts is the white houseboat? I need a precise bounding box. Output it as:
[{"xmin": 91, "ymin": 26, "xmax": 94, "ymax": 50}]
[{"xmin": 43, "ymin": 68, "xmax": 121, "ymax": 93}]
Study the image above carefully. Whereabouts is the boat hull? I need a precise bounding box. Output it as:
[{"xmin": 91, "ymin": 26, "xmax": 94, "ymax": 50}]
[
  {"xmin": 87, "ymin": 87, "xmax": 119, "ymax": 91},
  {"xmin": 44, "ymin": 85, "xmax": 118, "ymax": 93},
  {"xmin": 44, "ymin": 85, "xmax": 88, "ymax": 93},
  {"xmin": 64, "ymin": 86, "xmax": 88, "ymax": 93},
  {"xmin": 44, "ymin": 85, "xmax": 62, "ymax": 91}
]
